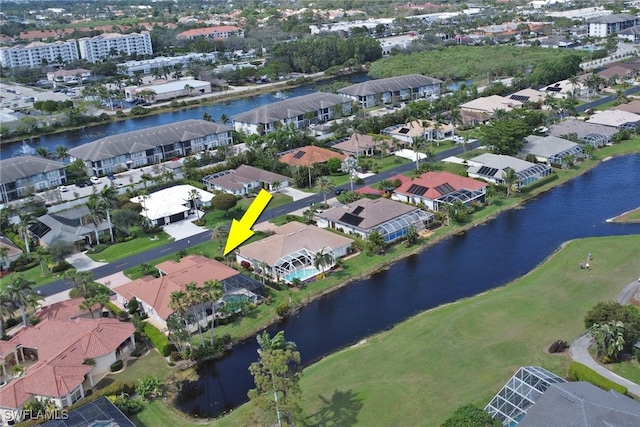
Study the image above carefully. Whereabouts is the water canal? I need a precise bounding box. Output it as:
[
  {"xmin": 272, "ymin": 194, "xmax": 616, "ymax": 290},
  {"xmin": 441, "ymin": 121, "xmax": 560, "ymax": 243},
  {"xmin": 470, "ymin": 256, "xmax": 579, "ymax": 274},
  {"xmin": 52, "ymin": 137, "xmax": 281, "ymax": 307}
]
[{"xmin": 175, "ymin": 154, "xmax": 640, "ymax": 417}]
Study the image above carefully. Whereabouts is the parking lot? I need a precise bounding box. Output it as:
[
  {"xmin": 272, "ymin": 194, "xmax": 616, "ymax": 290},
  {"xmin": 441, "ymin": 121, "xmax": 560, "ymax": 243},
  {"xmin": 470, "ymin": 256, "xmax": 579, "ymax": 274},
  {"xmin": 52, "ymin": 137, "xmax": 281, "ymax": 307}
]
[{"xmin": 0, "ymin": 81, "xmax": 73, "ymax": 109}]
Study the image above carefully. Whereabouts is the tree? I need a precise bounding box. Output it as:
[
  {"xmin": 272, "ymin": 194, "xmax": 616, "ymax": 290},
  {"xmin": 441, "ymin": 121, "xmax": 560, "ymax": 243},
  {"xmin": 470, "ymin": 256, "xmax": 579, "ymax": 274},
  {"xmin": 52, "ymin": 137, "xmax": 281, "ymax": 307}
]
[
  {"xmin": 313, "ymin": 247, "xmax": 334, "ymax": 273},
  {"xmin": 210, "ymin": 223, "xmax": 229, "ymax": 251},
  {"xmin": 0, "ymin": 246, "xmax": 8, "ymax": 271},
  {"xmin": 561, "ymin": 154, "xmax": 575, "ymax": 168},
  {"xmin": 188, "ymin": 188, "xmax": 201, "ymax": 220},
  {"xmin": 98, "ymin": 185, "xmax": 118, "ymax": 243},
  {"xmin": 247, "ymin": 331, "xmax": 304, "ymax": 426},
  {"xmin": 6, "ymin": 274, "xmax": 35, "ymax": 327},
  {"xmin": 314, "ymin": 176, "xmax": 335, "ymax": 208},
  {"xmin": 340, "ymin": 157, "xmax": 361, "ymax": 192},
  {"xmin": 36, "ymin": 147, "xmax": 53, "ymax": 159},
  {"xmin": 54, "ymin": 145, "xmax": 69, "ymax": 161},
  {"xmin": 64, "ymin": 269, "xmax": 94, "ymax": 297},
  {"xmin": 480, "ymin": 117, "xmax": 529, "ymax": 156},
  {"xmin": 48, "ymin": 240, "xmax": 73, "ymax": 266},
  {"xmin": 169, "ymin": 290, "xmax": 190, "ymax": 333},
  {"xmin": 590, "ymin": 320, "xmax": 625, "ymax": 363},
  {"xmin": 442, "ymin": 404, "xmax": 501, "ymax": 427},
  {"xmin": 85, "ymin": 194, "xmax": 105, "ymax": 245},
  {"xmin": 135, "ymin": 375, "xmax": 165, "ymax": 400},
  {"xmin": 0, "ymin": 291, "xmax": 14, "ymax": 337},
  {"xmin": 17, "ymin": 212, "xmax": 35, "ymax": 253},
  {"xmin": 502, "ymin": 168, "xmax": 519, "ymax": 198},
  {"xmin": 584, "ymin": 301, "xmax": 640, "ymax": 352},
  {"xmin": 366, "ymin": 230, "xmax": 386, "ymax": 256},
  {"xmin": 203, "ymin": 279, "xmax": 223, "ymax": 346},
  {"xmin": 212, "ymin": 193, "xmax": 238, "ymax": 217},
  {"xmin": 111, "ymin": 209, "xmax": 140, "ymax": 236},
  {"xmin": 582, "ymin": 144, "xmax": 596, "ymax": 160},
  {"xmin": 405, "ymin": 225, "xmax": 419, "ymax": 246}
]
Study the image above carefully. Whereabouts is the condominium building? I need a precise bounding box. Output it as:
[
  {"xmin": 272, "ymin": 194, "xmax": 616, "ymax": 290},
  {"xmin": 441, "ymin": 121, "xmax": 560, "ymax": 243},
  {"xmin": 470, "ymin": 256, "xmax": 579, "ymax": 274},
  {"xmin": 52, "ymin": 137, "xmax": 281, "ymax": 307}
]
[
  {"xmin": 176, "ymin": 25, "xmax": 244, "ymax": 40},
  {"xmin": 78, "ymin": 32, "xmax": 153, "ymax": 63},
  {"xmin": 588, "ymin": 13, "xmax": 638, "ymax": 38},
  {"xmin": 0, "ymin": 40, "xmax": 79, "ymax": 68}
]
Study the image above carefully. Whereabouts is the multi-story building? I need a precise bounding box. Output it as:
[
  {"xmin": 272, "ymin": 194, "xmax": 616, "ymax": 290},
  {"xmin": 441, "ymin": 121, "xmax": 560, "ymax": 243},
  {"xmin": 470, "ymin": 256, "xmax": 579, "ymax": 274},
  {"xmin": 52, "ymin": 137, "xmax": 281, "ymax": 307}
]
[
  {"xmin": 67, "ymin": 120, "xmax": 232, "ymax": 176},
  {"xmin": 117, "ymin": 52, "xmax": 218, "ymax": 76},
  {"xmin": 0, "ymin": 40, "xmax": 79, "ymax": 68},
  {"xmin": 78, "ymin": 32, "xmax": 153, "ymax": 63},
  {"xmin": 338, "ymin": 74, "xmax": 443, "ymax": 108},
  {"xmin": 176, "ymin": 25, "xmax": 244, "ymax": 40},
  {"xmin": 0, "ymin": 156, "xmax": 67, "ymax": 203},
  {"xmin": 588, "ymin": 13, "xmax": 638, "ymax": 38}
]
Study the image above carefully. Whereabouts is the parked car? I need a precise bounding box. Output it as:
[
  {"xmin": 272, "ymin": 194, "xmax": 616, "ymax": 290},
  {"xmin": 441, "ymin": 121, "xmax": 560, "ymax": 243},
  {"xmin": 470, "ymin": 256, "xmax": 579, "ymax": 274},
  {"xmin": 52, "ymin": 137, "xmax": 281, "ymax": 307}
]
[
  {"xmin": 335, "ymin": 188, "xmax": 346, "ymax": 196},
  {"xmin": 58, "ymin": 185, "xmax": 68, "ymax": 192},
  {"xmin": 90, "ymin": 176, "xmax": 101, "ymax": 184}
]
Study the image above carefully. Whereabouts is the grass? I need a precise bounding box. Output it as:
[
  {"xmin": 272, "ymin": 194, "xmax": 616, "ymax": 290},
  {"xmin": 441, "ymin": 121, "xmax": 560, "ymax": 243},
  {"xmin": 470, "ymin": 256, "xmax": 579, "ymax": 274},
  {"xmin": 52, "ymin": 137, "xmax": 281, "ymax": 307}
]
[
  {"xmin": 86, "ymin": 229, "xmax": 173, "ymax": 263},
  {"xmin": 0, "ymin": 263, "xmax": 65, "ymax": 290},
  {"xmin": 611, "ymin": 207, "xmax": 640, "ymax": 223},
  {"xmin": 202, "ymin": 193, "xmax": 293, "ymax": 229},
  {"xmin": 108, "ymin": 348, "xmax": 173, "ymax": 384}
]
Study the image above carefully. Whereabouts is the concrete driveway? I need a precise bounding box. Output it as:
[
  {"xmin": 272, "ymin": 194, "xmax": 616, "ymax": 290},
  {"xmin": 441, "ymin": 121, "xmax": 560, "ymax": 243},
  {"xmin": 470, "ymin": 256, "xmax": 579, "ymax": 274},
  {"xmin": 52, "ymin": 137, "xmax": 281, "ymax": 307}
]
[
  {"xmin": 66, "ymin": 251, "xmax": 107, "ymax": 271},
  {"xmin": 163, "ymin": 212, "xmax": 208, "ymax": 240}
]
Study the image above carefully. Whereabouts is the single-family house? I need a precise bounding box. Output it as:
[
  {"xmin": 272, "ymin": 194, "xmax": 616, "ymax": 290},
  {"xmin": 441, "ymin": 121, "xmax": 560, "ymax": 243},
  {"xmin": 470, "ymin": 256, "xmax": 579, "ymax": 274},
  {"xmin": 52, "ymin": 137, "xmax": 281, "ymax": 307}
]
[
  {"xmin": 508, "ymin": 88, "xmax": 547, "ymax": 104},
  {"xmin": 0, "ymin": 317, "xmax": 135, "ymax": 425},
  {"xmin": 0, "ymin": 235, "xmax": 23, "ymax": 271},
  {"xmin": 467, "ymin": 153, "xmax": 552, "ymax": 187},
  {"xmin": 381, "ymin": 120, "xmax": 454, "ymax": 145},
  {"xmin": 543, "ymin": 78, "xmax": 589, "ymax": 98},
  {"xmin": 113, "ymin": 255, "xmax": 264, "ymax": 331},
  {"xmin": 202, "ymin": 165, "xmax": 289, "ymax": 196},
  {"xmin": 0, "ymin": 156, "xmax": 67, "ymax": 203},
  {"xmin": 521, "ymin": 135, "xmax": 585, "ymax": 166},
  {"xmin": 46, "ymin": 68, "xmax": 91, "ymax": 84},
  {"xmin": 337, "ymin": 74, "xmax": 443, "ymax": 108},
  {"xmin": 130, "ymin": 185, "xmax": 214, "ymax": 226},
  {"xmin": 278, "ymin": 146, "xmax": 346, "ymax": 167},
  {"xmin": 30, "ymin": 205, "xmax": 112, "ymax": 247},
  {"xmin": 461, "ymin": 95, "xmax": 522, "ymax": 115},
  {"xmin": 236, "ymin": 222, "xmax": 354, "ymax": 284},
  {"xmin": 40, "ymin": 396, "xmax": 136, "ymax": 427},
  {"xmin": 332, "ymin": 133, "xmax": 390, "ymax": 157},
  {"xmin": 612, "ymin": 99, "xmax": 640, "ymax": 114},
  {"xmin": 316, "ymin": 198, "xmax": 434, "ymax": 243},
  {"xmin": 586, "ymin": 109, "xmax": 640, "ymax": 130},
  {"xmin": 392, "ymin": 171, "xmax": 487, "ymax": 210},
  {"xmin": 232, "ymin": 92, "xmax": 353, "ymax": 135},
  {"xmin": 548, "ymin": 118, "xmax": 617, "ymax": 147},
  {"xmin": 597, "ymin": 63, "xmax": 640, "ymax": 82},
  {"xmin": 68, "ymin": 120, "xmax": 232, "ymax": 177}
]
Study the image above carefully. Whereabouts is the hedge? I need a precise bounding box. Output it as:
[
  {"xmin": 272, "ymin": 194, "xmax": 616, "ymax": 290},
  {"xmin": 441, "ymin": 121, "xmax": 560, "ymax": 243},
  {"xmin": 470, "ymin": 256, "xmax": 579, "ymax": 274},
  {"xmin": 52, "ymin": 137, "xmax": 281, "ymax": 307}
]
[
  {"xmin": 105, "ymin": 301, "xmax": 123, "ymax": 316},
  {"xmin": 13, "ymin": 261, "xmax": 39, "ymax": 272},
  {"xmin": 144, "ymin": 323, "xmax": 171, "ymax": 356},
  {"xmin": 110, "ymin": 360, "xmax": 123, "ymax": 372},
  {"xmin": 567, "ymin": 362, "xmax": 628, "ymax": 395}
]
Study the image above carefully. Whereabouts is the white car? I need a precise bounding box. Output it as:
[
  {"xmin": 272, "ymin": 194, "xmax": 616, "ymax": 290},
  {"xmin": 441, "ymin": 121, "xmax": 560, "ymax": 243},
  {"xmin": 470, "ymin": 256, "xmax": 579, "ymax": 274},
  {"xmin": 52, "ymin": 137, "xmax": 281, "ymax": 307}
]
[
  {"xmin": 58, "ymin": 185, "xmax": 68, "ymax": 192},
  {"xmin": 90, "ymin": 176, "xmax": 101, "ymax": 184}
]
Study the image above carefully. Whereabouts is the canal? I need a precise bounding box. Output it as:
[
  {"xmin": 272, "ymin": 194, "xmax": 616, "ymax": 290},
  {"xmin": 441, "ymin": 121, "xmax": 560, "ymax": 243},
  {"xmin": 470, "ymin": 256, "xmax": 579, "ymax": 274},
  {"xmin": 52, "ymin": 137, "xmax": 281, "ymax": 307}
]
[{"xmin": 175, "ymin": 154, "xmax": 640, "ymax": 417}]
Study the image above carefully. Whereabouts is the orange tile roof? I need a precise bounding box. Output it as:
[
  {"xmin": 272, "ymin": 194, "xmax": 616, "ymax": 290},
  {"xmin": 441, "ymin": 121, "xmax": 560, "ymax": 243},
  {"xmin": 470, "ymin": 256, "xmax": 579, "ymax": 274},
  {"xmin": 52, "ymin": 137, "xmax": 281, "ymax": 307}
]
[
  {"xmin": 177, "ymin": 26, "xmax": 242, "ymax": 38},
  {"xmin": 37, "ymin": 298, "xmax": 88, "ymax": 321},
  {"xmin": 279, "ymin": 146, "xmax": 346, "ymax": 167},
  {"xmin": 395, "ymin": 171, "xmax": 487, "ymax": 200}
]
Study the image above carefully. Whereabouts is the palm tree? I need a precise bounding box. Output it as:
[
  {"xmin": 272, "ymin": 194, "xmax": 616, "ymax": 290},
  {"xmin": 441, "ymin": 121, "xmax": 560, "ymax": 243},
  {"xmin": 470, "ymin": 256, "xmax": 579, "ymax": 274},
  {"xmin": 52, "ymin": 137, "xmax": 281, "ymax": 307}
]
[
  {"xmin": 35, "ymin": 147, "xmax": 52, "ymax": 159},
  {"xmin": 26, "ymin": 291, "xmax": 45, "ymax": 315},
  {"xmin": 210, "ymin": 223, "xmax": 229, "ymax": 251},
  {"xmin": 0, "ymin": 291, "xmax": 14, "ymax": 337},
  {"xmin": 54, "ymin": 145, "xmax": 69, "ymax": 161},
  {"xmin": 64, "ymin": 269, "xmax": 94, "ymax": 296},
  {"xmin": 568, "ymin": 75, "xmax": 580, "ymax": 98},
  {"xmin": 591, "ymin": 320, "xmax": 625, "ymax": 363},
  {"xmin": 405, "ymin": 225, "xmax": 419, "ymax": 246},
  {"xmin": 188, "ymin": 189, "xmax": 201, "ymax": 220},
  {"xmin": 313, "ymin": 248, "xmax": 334, "ymax": 273},
  {"xmin": 502, "ymin": 168, "xmax": 519, "ymax": 198},
  {"xmin": 203, "ymin": 280, "xmax": 222, "ymax": 346},
  {"xmin": 561, "ymin": 154, "xmax": 575, "ymax": 168},
  {"xmin": 17, "ymin": 212, "xmax": 35, "ymax": 253},
  {"xmin": 7, "ymin": 275, "xmax": 35, "ymax": 327},
  {"xmin": 185, "ymin": 282, "xmax": 206, "ymax": 346},
  {"xmin": 138, "ymin": 191, "xmax": 151, "ymax": 227},
  {"xmin": 341, "ymin": 157, "xmax": 361, "ymax": 193},
  {"xmin": 615, "ymin": 89, "xmax": 628, "ymax": 105},
  {"xmin": 220, "ymin": 114, "xmax": 229, "ymax": 125},
  {"xmin": 85, "ymin": 194, "xmax": 105, "ymax": 245},
  {"xmin": 0, "ymin": 246, "xmax": 9, "ymax": 271},
  {"xmin": 582, "ymin": 144, "xmax": 596, "ymax": 159},
  {"xmin": 99, "ymin": 185, "xmax": 118, "ymax": 243},
  {"xmin": 314, "ymin": 176, "xmax": 335, "ymax": 208},
  {"xmin": 411, "ymin": 136, "xmax": 426, "ymax": 171},
  {"xmin": 169, "ymin": 290, "xmax": 190, "ymax": 331}
]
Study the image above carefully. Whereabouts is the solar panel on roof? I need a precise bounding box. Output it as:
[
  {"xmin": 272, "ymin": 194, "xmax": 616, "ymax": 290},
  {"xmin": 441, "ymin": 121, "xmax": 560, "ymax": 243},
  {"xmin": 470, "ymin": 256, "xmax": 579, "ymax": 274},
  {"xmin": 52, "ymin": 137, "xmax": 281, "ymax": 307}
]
[
  {"xmin": 339, "ymin": 212, "xmax": 364, "ymax": 227},
  {"xmin": 352, "ymin": 206, "xmax": 364, "ymax": 215},
  {"xmin": 407, "ymin": 184, "xmax": 428, "ymax": 196},
  {"xmin": 29, "ymin": 222, "xmax": 51, "ymax": 238},
  {"xmin": 293, "ymin": 151, "xmax": 306, "ymax": 159},
  {"xmin": 435, "ymin": 183, "xmax": 455, "ymax": 194},
  {"xmin": 547, "ymin": 86, "xmax": 562, "ymax": 92},
  {"xmin": 509, "ymin": 95, "xmax": 529, "ymax": 102},
  {"xmin": 398, "ymin": 128, "xmax": 410, "ymax": 134},
  {"xmin": 477, "ymin": 166, "xmax": 499, "ymax": 176}
]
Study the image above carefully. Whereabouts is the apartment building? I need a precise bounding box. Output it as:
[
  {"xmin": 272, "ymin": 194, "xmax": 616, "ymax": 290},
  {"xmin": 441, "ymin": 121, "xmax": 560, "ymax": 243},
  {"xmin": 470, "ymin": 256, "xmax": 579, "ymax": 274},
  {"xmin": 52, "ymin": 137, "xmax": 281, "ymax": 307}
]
[
  {"xmin": 0, "ymin": 40, "xmax": 79, "ymax": 68},
  {"xmin": 78, "ymin": 32, "xmax": 153, "ymax": 63},
  {"xmin": 0, "ymin": 156, "xmax": 67, "ymax": 203},
  {"xmin": 588, "ymin": 13, "xmax": 638, "ymax": 38},
  {"xmin": 176, "ymin": 25, "xmax": 244, "ymax": 40}
]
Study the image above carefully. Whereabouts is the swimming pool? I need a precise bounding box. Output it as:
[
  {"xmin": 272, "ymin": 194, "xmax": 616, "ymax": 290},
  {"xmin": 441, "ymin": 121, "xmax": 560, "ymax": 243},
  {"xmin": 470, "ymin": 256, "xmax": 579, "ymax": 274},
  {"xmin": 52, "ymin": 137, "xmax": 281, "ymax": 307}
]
[{"xmin": 283, "ymin": 266, "xmax": 321, "ymax": 283}]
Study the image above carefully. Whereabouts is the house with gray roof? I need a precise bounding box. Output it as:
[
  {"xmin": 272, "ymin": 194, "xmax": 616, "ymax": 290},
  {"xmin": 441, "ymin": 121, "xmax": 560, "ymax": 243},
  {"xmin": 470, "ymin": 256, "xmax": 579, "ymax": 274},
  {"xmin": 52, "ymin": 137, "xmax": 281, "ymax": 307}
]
[
  {"xmin": 30, "ymin": 205, "xmax": 112, "ymax": 248},
  {"xmin": 548, "ymin": 118, "xmax": 617, "ymax": 147},
  {"xmin": 0, "ymin": 235, "xmax": 23, "ymax": 270},
  {"xmin": 338, "ymin": 74, "xmax": 443, "ymax": 108},
  {"xmin": 316, "ymin": 197, "xmax": 434, "ymax": 243},
  {"xmin": 203, "ymin": 165, "xmax": 289, "ymax": 196},
  {"xmin": 232, "ymin": 92, "xmax": 353, "ymax": 135},
  {"xmin": 521, "ymin": 135, "xmax": 584, "ymax": 166},
  {"xmin": 0, "ymin": 156, "xmax": 67, "ymax": 203},
  {"xmin": 617, "ymin": 25, "xmax": 640, "ymax": 43},
  {"xmin": 589, "ymin": 13, "xmax": 638, "ymax": 37},
  {"xmin": 586, "ymin": 109, "xmax": 640, "ymax": 130},
  {"xmin": 467, "ymin": 153, "xmax": 552, "ymax": 187},
  {"xmin": 67, "ymin": 120, "xmax": 232, "ymax": 177}
]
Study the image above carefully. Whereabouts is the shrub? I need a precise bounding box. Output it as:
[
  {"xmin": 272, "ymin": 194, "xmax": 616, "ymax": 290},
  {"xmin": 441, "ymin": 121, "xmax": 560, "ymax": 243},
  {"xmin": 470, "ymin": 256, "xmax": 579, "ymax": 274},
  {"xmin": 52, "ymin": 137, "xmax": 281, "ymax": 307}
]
[
  {"xmin": 143, "ymin": 323, "xmax": 172, "ymax": 356},
  {"xmin": 240, "ymin": 260, "xmax": 251, "ymax": 270},
  {"xmin": 170, "ymin": 351, "xmax": 182, "ymax": 362},
  {"xmin": 276, "ymin": 302, "xmax": 291, "ymax": 318},
  {"xmin": 105, "ymin": 301, "xmax": 122, "ymax": 316},
  {"xmin": 50, "ymin": 260, "xmax": 72, "ymax": 273},
  {"xmin": 548, "ymin": 340, "xmax": 568, "ymax": 353},
  {"xmin": 87, "ymin": 243, "xmax": 111, "ymax": 254},
  {"xmin": 110, "ymin": 360, "xmax": 123, "ymax": 372},
  {"xmin": 127, "ymin": 298, "xmax": 139, "ymax": 314},
  {"xmin": 5, "ymin": 317, "xmax": 19, "ymax": 329},
  {"xmin": 567, "ymin": 362, "xmax": 628, "ymax": 395},
  {"xmin": 118, "ymin": 311, "xmax": 130, "ymax": 321},
  {"xmin": 130, "ymin": 106, "xmax": 147, "ymax": 116},
  {"xmin": 12, "ymin": 261, "xmax": 39, "ymax": 272}
]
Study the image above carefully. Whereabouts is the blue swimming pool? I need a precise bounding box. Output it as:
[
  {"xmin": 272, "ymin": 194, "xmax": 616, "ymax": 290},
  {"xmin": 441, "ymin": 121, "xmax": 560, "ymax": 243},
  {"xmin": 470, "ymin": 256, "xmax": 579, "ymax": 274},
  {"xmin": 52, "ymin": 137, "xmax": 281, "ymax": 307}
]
[{"xmin": 283, "ymin": 267, "xmax": 321, "ymax": 283}]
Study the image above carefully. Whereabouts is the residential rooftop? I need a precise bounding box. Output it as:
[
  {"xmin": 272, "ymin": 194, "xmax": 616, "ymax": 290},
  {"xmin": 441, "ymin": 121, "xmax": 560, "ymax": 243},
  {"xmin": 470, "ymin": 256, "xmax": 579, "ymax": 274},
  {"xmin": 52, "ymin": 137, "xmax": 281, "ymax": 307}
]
[
  {"xmin": 338, "ymin": 74, "xmax": 442, "ymax": 97},
  {"xmin": 0, "ymin": 155, "xmax": 65, "ymax": 185}
]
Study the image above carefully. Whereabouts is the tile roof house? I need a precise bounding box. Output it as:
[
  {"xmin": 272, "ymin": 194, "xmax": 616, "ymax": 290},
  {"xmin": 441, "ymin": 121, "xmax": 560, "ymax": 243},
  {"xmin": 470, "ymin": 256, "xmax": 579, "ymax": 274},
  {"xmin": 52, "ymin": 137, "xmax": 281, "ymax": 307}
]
[
  {"xmin": 0, "ymin": 156, "xmax": 67, "ymax": 203},
  {"xmin": 332, "ymin": 133, "xmax": 389, "ymax": 157},
  {"xmin": 381, "ymin": 120, "xmax": 454, "ymax": 144},
  {"xmin": 612, "ymin": 99, "xmax": 640, "ymax": 114},
  {"xmin": 68, "ymin": 120, "xmax": 232, "ymax": 177},
  {"xmin": 337, "ymin": 74, "xmax": 443, "ymax": 108},
  {"xmin": 113, "ymin": 255, "xmax": 264, "ymax": 331},
  {"xmin": 176, "ymin": 25, "xmax": 244, "ymax": 40},
  {"xmin": 279, "ymin": 146, "xmax": 346, "ymax": 167},
  {"xmin": 461, "ymin": 95, "xmax": 523, "ymax": 115},
  {"xmin": 467, "ymin": 153, "xmax": 552, "ymax": 187},
  {"xmin": 0, "ymin": 318, "xmax": 135, "ymax": 425},
  {"xmin": 236, "ymin": 221, "xmax": 354, "ymax": 284},
  {"xmin": 392, "ymin": 171, "xmax": 487, "ymax": 211},
  {"xmin": 232, "ymin": 92, "xmax": 353, "ymax": 135},
  {"xmin": 30, "ymin": 205, "xmax": 112, "ymax": 248},
  {"xmin": 548, "ymin": 118, "xmax": 617, "ymax": 147},
  {"xmin": 586, "ymin": 109, "xmax": 640, "ymax": 130},
  {"xmin": 37, "ymin": 298, "xmax": 96, "ymax": 321},
  {"xmin": 597, "ymin": 63, "xmax": 640, "ymax": 81},
  {"xmin": 130, "ymin": 184, "xmax": 214, "ymax": 226},
  {"xmin": 203, "ymin": 165, "xmax": 290, "ymax": 196},
  {"xmin": 522, "ymin": 135, "xmax": 585, "ymax": 166},
  {"xmin": 0, "ymin": 235, "xmax": 23, "ymax": 271},
  {"xmin": 316, "ymin": 198, "xmax": 434, "ymax": 243}
]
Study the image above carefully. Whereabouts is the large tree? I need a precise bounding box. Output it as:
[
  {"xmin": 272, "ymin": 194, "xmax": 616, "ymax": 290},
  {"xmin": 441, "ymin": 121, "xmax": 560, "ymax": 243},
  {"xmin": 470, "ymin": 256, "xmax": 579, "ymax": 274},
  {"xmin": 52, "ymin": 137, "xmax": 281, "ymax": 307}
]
[
  {"xmin": 246, "ymin": 331, "xmax": 304, "ymax": 426},
  {"xmin": 212, "ymin": 193, "xmax": 238, "ymax": 217},
  {"xmin": 314, "ymin": 176, "xmax": 335, "ymax": 208},
  {"xmin": 480, "ymin": 116, "xmax": 531, "ymax": 156},
  {"xmin": 6, "ymin": 274, "xmax": 36, "ymax": 327},
  {"xmin": 313, "ymin": 247, "xmax": 334, "ymax": 273},
  {"xmin": 590, "ymin": 320, "xmax": 626, "ymax": 363},
  {"xmin": 98, "ymin": 185, "xmax": 118, "ymax": 243}
]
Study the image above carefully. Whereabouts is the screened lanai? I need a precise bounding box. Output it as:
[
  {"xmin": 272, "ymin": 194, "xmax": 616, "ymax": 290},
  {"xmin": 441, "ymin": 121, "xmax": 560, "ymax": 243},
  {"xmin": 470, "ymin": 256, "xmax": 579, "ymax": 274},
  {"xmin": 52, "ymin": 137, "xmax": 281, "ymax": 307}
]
[
  {"xmin": 516, "ymin": 164, "xmax": 552, "ymax": 186},
  {"xmin": 583, "ymin": 133, "xmax": 608, "ymax": 147},
  {"xmin": 547, "ymin": 144, "xmax": 585, "ymax": 165},
  {"xmin": 484, "ymin": 366, "xmax": 566, "ymax": 426},
  {"xmin": 435, "ymin": 188, "xmax": 485, "ymax": 210},
  {"xmin": 372, "ymin": 209, "xmax": 434, "ymax": 242},
  {"xmin": 273, "ymin": 247, "xmax": 336, "ymax": 282}
]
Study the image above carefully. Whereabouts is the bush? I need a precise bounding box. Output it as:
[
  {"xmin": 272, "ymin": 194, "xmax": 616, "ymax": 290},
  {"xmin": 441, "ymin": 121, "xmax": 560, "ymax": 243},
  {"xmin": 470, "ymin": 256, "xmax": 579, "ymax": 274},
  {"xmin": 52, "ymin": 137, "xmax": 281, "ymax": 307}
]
[
  {"xmin": 12, "ymin": 261, "xmax": 39, "ymax": 272},
  {"xmin": 143, "ymin": 323, "xmax": 172, "ymax": 356},
  {"xmin": 276, "ymin": 302, "xmax": 291, "ymax": 318},
  {"xmin": 548, "ymin": 340, "xmax": 569, "ymax": 353},
  {"xmin": 5, "ymin": 317, "xmax": 19, "ymax": 329},
  {"xmin": 87, "ymin": 243, "xmax": 111, "ymax": 254},
  {"xmin": 127, "ymin": 298, "xmax": 139, "ymax": 314},
  {"xmin": 110, "ymin": 360, "xmax": 124, "ymax": 372},
  {"xmin": 567, "ymin": 362, "xmax": 628, "ymax": 395},
  {"xmin": 105, "ymin": 301, "xmax": 122, "ymax": 316},
  {"xmin": 50, "ymin": 260, "xmax": 72, "ymax": 273},
  {"xmin": 118, "ymin": 311, "xmax": 130, "ymax": 321}
]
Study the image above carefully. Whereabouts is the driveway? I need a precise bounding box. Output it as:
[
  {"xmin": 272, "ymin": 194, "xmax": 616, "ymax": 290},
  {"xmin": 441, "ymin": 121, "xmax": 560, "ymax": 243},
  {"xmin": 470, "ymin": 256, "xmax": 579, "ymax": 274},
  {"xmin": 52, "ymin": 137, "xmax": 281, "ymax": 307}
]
[
  {"xmin": 278, "ymin": 187, "xmax": 312, "ymax": 201},
  {"xmin": 162, "ymin": 212, "xmax": 208, "ymax": 240},
  {"xmin": 65, "ymin": 252, "xmax": 107, "ymax": 271}
]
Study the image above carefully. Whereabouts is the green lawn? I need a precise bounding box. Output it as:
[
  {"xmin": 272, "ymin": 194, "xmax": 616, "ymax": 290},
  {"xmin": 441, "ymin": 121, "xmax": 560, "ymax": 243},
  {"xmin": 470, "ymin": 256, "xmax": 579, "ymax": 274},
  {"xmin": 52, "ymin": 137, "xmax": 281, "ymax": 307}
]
[
  {"xmin": 202, "ymin": 193, "xmax": 293, "ymax": 229},
  {"xmin": 86, "ymin": 229, "xmax": 173, "ymax": 263},
  {"xmin": 611, "ymin": 207, "xmax": 640, "ymax": 223},
  {"xmin": 108, "ymin": 348, "xmax": 173, "ymax": 384}
]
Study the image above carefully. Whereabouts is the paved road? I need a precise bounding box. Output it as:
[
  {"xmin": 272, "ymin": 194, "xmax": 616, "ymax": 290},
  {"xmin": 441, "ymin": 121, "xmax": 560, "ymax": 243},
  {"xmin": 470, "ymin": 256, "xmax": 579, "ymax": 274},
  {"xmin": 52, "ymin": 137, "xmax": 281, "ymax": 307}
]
[{"xmin": 569, "ymin": 280, "xmax": 640, "ymax": 398}]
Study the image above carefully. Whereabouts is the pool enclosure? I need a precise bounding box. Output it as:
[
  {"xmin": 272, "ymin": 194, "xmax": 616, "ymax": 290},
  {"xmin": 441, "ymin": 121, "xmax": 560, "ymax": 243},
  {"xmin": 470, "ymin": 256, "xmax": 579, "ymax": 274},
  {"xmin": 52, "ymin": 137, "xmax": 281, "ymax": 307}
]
[
  {"xmin": 372, "ymin": 209, "xmax": 434, "ymax": 243},
  {"xmin": 273, "ymin": 247, "xmax": 336, "ymax": 283}
]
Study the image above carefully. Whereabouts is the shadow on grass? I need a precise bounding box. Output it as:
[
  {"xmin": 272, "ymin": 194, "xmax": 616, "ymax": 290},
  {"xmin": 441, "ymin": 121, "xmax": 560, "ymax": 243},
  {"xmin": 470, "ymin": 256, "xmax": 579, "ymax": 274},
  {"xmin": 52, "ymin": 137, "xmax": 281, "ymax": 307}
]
[{"xmin": 306, "ymin": 389, "xmax": 363, "ymax": 427}]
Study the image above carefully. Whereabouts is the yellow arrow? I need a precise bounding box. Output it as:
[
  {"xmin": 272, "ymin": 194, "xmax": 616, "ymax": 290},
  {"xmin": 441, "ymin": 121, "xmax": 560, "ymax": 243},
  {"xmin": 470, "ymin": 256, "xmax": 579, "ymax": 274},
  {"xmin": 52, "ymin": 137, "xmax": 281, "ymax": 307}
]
[{"xmin": 223, "ymin": 189, "xmax": 273, "ymax": 256}]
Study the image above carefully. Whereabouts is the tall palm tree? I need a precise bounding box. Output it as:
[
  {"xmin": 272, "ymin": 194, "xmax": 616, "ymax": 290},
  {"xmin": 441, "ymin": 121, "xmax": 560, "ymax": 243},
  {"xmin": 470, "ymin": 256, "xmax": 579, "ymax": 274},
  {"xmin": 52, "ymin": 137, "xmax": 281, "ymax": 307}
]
[
  {"xmin": 0, "ymin": 291, "xmax": 14, "ymax": 337},
  {"xmin": 99, "ymin": 185, "xmax": 118, "ymax": 243},
  {"xmin": 17, "ymin": 212, "xmax": 35, "ymax": 253},
  {"xmin": 169, "ymin": 290, "xmax": 190, "ymax": 331},
  {"xmin": 64, "ymin": 269, "xmax": 94, "ymax": 296},
  {"xmin": 314, "ymin": 176, "xmax": 335, "ymax": 208},
  {"xmin": 502, "ymin": 168, "xmax": 519, "ymax": 198},
  {"xmin": 220, "ymin": 113, "xmax": 229, "ymax": 125},
  {"xmin": 26, "ymin": 291, "xmax": 45, "ymax": 315},
  {"xmin": 340, "ymin": 157, "xmax": 360, "ymax": 192},
  {"xmin": 568, "ymin": 75, "xmax": 580, "ymax": 98},
  {"xmin": 54, "ymin": 145, "xmax": 69, "ymax": 161},
  {"xmin": 211, "ymin": 223, "xmax": 229, "ymax": 251},
  {"xmin": 84, "ymin": 194, "xmax": 105, "ymax": 245},
  {"xmin": 35, "ymin": 147, "xmax": 52, "ymax": 159},
  {"xmin": 203, "ymin": 280, "xmax": 223, "ymax": 346},
  {"xmin": 7, "ymin": 275, "xmax": 35, "ymax": 327},
  {"xmin": 313, "ymin": 248, "xmax": 334, "ymax": 273},
  {"xmin": 185, "ymin": 282, "xmax": 206, "ymax": 346},
  {"xmin": 188, "ymin": 188, "xmax": 201, "ymax": 220}
]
